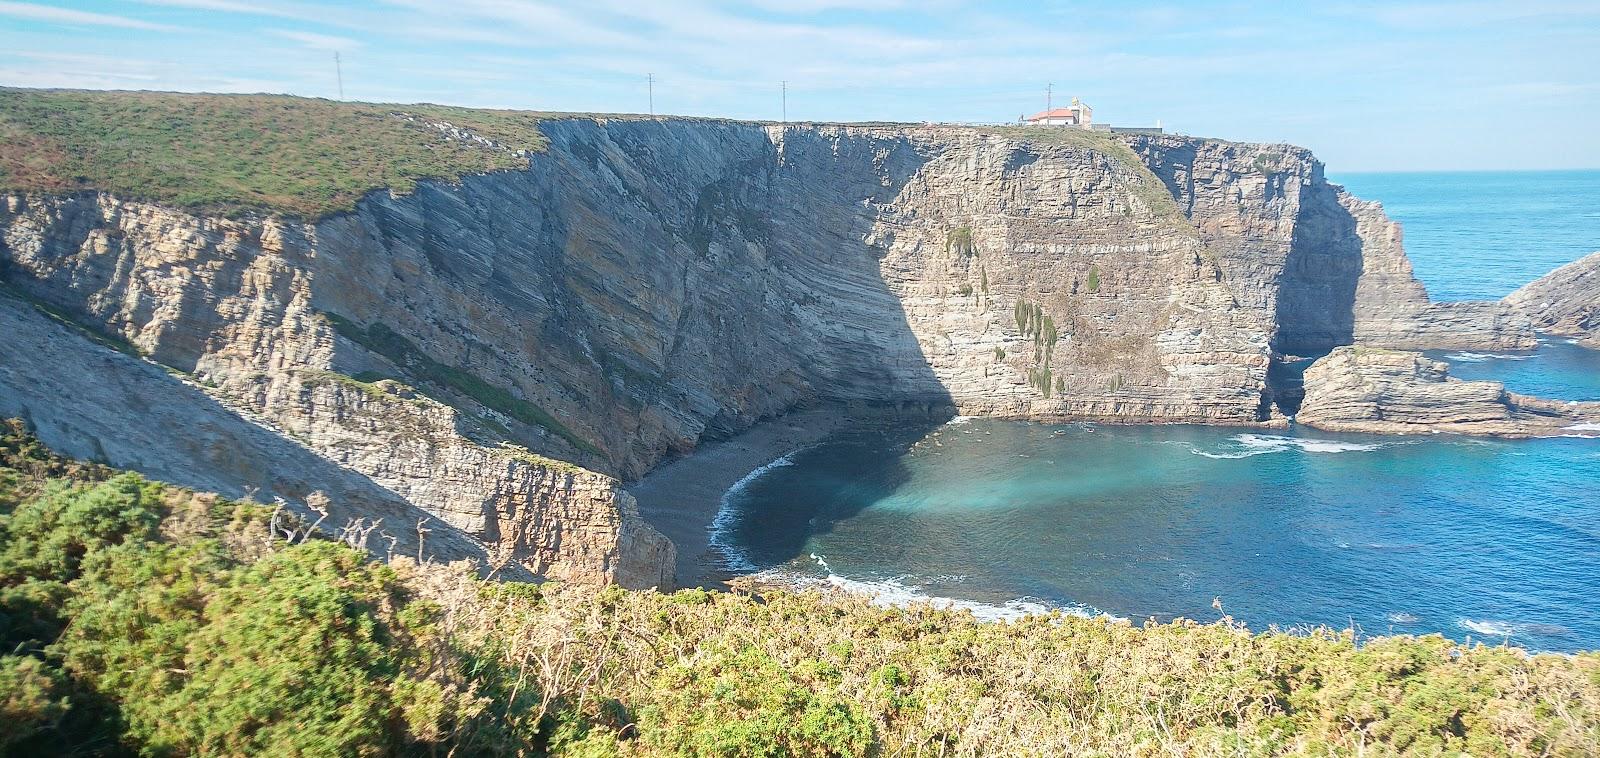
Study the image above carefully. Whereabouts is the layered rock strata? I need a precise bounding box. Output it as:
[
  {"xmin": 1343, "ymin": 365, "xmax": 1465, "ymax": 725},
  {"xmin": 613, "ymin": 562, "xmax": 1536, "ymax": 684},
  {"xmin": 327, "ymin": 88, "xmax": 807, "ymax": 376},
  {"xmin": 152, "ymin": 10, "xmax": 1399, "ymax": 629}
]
[
  {"xmin": 1504, "ymin": 250, "xmax": 1600, "ymax": 348},
  {"xmin": 1296, "ymin": 347, "xmax": 1599, "ymax": 436},
  {"xmin": 0, "ymin": 116, "xmax": 1551, "ymax": 585}
]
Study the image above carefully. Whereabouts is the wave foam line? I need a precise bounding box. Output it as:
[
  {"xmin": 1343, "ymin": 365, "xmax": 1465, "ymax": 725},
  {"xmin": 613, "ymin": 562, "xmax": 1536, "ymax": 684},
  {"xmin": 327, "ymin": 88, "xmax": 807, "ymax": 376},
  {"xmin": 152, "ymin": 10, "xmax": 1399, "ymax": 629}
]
[
  {"xmin": 706, "ymin": 447, "xmax": 810, "ymax": 572},
  {"xmin": 1445, "ymin": 351, "xmax": 1532, "ymax": 363},
  {"xmin": 1192, "ymin": 433, "xmax": 1391, "ymax": 459},
  {"xmin": 757, "ymin": 558, "xmax": 1120, "ymax": 624}
]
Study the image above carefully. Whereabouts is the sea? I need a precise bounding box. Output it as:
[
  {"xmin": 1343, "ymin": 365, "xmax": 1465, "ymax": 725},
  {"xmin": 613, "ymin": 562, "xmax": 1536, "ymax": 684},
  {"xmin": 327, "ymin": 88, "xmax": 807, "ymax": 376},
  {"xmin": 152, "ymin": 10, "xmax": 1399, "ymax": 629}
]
[{"xmin": 713, "ymin": 170, "xmax": 1600, "ymax": 652}]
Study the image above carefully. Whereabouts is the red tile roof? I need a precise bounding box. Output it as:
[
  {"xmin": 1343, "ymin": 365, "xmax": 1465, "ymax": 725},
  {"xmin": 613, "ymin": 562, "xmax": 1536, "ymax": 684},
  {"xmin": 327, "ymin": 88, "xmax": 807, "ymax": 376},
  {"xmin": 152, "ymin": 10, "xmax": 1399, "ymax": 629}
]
[{"xmin": 1025, "ymin": 107, "xmax": 1081, "ymax": 122}]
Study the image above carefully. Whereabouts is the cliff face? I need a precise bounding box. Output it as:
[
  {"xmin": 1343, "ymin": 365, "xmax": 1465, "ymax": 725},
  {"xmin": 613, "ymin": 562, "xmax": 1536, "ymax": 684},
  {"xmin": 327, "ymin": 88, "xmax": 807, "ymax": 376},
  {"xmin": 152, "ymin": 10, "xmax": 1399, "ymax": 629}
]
[
  {"xmin": 0, "ymin": 117, "xmax": 1531, "ymax": 585},
  {"xmin": 1504, "ymin": 250, "xmax": 1600, "ymax": 348}
]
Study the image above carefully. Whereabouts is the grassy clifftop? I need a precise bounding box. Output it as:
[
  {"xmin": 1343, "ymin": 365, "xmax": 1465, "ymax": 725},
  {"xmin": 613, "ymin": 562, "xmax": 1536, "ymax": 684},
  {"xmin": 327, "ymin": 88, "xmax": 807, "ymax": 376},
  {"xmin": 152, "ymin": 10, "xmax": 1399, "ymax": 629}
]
[
  {"xmin": 2, "ymin": 419, "xmax": 1597, "ymax": 756},
  {"xmin": 0, "ymin": 88, "xmax": 549, "ymax": 218}
]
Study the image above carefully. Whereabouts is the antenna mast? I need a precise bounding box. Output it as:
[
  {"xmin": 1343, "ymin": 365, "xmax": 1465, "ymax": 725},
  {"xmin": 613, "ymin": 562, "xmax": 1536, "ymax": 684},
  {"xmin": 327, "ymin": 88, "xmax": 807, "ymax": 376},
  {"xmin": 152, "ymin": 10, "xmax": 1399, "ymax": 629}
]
[
  {"xmin": 334, "ymin": 52, "xmax": 344, "ymax": 100},
  {"xmin": 1046, "ymin": 82, "xmax": 1052, "ymax": 115},
  {"xmin": 648, "ymin": 73, "xmax": 654, "ymax": 116},
  {"xmin": 781, "ymin": 80, "xmax": 787, "ymax": 124}
]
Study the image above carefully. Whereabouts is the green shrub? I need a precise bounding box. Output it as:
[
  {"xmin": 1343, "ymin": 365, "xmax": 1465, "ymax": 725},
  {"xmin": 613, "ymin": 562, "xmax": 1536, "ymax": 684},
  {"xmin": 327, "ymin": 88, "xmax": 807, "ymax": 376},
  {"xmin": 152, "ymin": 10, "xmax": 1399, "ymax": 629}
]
[
  {"xmin": 3, "ymin": 421, "xmax": 1599, "ymax": 756},
  {"xmin": 0, "ymin": 655, "xmax": 68, "ymax": 751},
  {"xmin": 641, "ymin": 646, "xmax": 875, "ymax": 757},
  {"xmin": 945, "ymin": 227, "xmax": 975, "ymax": 257}
]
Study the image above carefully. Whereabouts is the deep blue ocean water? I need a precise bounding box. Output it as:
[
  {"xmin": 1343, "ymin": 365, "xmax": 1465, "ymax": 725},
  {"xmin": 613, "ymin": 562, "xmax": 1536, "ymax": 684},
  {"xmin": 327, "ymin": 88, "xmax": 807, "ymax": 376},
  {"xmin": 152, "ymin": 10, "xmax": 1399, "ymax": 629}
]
[
  {"xmin": 716, "ymin": 171, "xmax": 1600, "ymax": 651},
  {"xmin": 1331, "ymin": 170, "xmax": 1600, "ymax": 301}
]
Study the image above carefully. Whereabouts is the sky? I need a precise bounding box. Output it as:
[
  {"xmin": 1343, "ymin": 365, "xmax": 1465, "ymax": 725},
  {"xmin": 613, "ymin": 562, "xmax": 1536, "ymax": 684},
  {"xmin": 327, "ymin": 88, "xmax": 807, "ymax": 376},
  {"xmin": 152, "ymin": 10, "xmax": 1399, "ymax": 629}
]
[{"xmin": 1, "ymin": 1, "xmax": 1598, "ymax": 171}]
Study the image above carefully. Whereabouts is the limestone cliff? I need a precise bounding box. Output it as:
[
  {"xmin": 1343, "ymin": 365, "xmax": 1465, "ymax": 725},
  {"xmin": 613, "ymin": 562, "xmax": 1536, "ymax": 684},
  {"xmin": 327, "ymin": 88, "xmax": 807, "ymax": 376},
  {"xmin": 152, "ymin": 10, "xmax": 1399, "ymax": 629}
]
[
  {"xmin": 1504, "ymin": 250, "xmax": 1600, "ymax": 348},
  {"xmin": 0, "ymin": 113, "xmax": 1539, "ymax": 586},
  {"xmin": 1296, "ymin": 347, "xmax": 1598, "ymax": 436}
]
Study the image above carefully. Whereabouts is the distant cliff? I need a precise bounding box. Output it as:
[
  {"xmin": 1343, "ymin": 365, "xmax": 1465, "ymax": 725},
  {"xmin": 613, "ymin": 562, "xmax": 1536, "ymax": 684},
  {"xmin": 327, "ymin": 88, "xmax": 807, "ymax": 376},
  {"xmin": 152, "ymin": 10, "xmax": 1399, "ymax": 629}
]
[{"xmin": 0, "ymin": 90, "xmax": 1541, "ymax": 585}]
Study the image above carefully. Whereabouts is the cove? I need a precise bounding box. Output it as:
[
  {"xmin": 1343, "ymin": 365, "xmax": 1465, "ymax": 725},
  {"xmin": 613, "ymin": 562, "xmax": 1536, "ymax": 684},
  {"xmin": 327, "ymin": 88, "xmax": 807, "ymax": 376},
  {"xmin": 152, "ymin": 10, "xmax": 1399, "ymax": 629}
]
[{"xmin": 714, "ymin": 417, "xmax": 1600, "ymax": 652}]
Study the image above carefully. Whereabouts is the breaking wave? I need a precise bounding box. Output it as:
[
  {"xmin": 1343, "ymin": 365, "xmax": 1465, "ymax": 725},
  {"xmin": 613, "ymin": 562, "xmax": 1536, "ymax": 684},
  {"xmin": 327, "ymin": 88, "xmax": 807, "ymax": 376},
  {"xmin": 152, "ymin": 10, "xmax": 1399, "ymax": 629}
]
[
  {"xmin": 1190, "ymin": 433, "xmax": 1392, "ymax": 459},
  {"xmin": 1459, "ymin": 618, "xmax": 1516, "ymax": 637},
  {"xmin": 1445, "ymin": 351, "xmax": 1532, "ymax": 363},
  {"xmin": 752, "ymin": 555, "xmax": 1119, "ymax": 623},
  {"xmin": 707, "ymin": 448, "xmax": 809, "ymax": 572},
  {"xmin": 1456, "ymin": 618, "xmax": 1569, "ymax": 638}
]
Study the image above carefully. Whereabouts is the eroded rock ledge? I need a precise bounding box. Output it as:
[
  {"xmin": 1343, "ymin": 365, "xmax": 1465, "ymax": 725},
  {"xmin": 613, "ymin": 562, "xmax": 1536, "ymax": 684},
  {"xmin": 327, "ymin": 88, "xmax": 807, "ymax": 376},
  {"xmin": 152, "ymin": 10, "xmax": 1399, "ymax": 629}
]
[{"xmin": 1296, "ymin": 347, "xmax": 1599, "ymax": 437}]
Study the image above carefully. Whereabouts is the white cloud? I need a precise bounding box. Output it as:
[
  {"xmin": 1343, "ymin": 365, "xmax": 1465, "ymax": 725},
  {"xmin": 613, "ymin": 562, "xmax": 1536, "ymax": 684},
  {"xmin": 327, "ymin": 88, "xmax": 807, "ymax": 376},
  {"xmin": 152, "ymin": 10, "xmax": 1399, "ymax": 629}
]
[
  {"xmin": 0, "ymin": 1, "xmax": 177, "ymax": 30},
  {"xmin": 270, "ymin": 29, "xmax": 363, "ymax": 51},
  {"xmin": 0, "ymin": 50, "xmax": 294, "ymax": 92},
  {"xmin": 739, "ymin": 0, "xmax": 913, "ymax": 12}
]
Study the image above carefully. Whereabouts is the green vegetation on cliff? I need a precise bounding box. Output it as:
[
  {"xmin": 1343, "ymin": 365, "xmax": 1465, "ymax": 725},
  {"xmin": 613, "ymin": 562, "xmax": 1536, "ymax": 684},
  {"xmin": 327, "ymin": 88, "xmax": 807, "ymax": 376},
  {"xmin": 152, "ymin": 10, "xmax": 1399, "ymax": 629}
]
[
  {"xmin": 3, "ymin": 420, "xmax": 1598, "ymax": 756},
  {"xmin": 322, "ymin": 313, "xmax": 601, "ymax": 456},
  {"xmin": 0, "ymin": 88, "xmax": 549, "ymax": 218}
]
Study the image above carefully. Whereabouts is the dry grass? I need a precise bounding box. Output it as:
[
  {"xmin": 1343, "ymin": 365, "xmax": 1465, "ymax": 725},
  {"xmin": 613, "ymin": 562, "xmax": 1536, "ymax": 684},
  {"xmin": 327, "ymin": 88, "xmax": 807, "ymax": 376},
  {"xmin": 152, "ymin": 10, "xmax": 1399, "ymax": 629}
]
[{"xmin": 406, "ymin": 564, "xmax": 1600, "ymax": 757}]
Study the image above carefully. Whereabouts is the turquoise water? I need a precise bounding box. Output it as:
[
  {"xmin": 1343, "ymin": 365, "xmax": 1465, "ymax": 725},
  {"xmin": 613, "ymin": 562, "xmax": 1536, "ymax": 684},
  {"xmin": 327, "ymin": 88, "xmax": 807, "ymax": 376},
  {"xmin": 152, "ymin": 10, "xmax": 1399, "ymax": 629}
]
[
  {"xmin": 1426, "ymin": 342, "xmax": 1600, "ymax": 401},
  {"xmin": 1331, "ymin": 170, "xmax": 1600, "ymax": 301},
  {"xmin": 717, "ymin": 172, "xmax": 1600, "ymax": 651},
  {"xmin": 718, "ymin": 420, "xmax": 1600, "ymax": 652}
]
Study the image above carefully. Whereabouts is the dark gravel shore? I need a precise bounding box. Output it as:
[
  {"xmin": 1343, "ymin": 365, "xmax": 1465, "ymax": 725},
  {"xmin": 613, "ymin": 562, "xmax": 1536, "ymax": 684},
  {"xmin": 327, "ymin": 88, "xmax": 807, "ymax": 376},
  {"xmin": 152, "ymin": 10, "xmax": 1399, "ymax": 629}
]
[{"xmin": 627, "ymin": 406, "xmax": 852, "ymax": 589}]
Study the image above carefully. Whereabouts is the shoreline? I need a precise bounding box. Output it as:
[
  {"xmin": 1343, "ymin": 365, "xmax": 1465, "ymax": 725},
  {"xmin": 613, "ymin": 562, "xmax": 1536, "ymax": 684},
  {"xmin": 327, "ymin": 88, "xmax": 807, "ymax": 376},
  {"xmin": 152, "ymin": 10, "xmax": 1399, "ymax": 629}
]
[
  {"xmin": 628, "ymin": 405, "xmax": 856, "ymax": 589},
  {"xmin": 627, "ymin": 404, "xmax": 1600, "ymax": 591}
]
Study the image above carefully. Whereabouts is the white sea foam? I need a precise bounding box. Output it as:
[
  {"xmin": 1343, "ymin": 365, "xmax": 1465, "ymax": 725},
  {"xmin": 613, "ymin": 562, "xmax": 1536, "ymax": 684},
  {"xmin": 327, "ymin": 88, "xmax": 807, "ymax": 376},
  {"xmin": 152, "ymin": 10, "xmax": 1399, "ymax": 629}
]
[
  {"xmin": 1192, "ymin": 433, "xmax": 1387, "ymax": 459},
  {"xmin": 1445, "ymin": 351, "xmax": 1532, "ymax": 363},
  {"xmin": 1456, "ymin": 619, "xmax": 1569, "ymax": 639},
  {"xmin": 1565, "ymin": 423, "xmax": 1600, "ymax": 432},
  {"xmin": 706, "ymin": 448, "xmax": 809, "ymax": 571},
  {"xmin": 945, "ymin": 415, "xmax": 974, "ymax": 426},
  {"xmin": 1387, "ymin": 612, "xmax": 1421, "ymax": 624},
  {"xmin": 757, "ymin": 559, "xmax": 1117, "ymax": 623},
  {"xmin": 1460, "ymin": 618, "xmax": 1515, "ymax": 637}
]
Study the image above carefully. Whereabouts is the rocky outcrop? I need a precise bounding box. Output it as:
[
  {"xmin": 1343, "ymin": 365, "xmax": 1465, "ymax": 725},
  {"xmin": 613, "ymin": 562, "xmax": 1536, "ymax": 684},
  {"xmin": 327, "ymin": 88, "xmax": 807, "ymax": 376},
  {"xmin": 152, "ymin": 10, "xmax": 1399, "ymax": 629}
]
[
  {"xmin": 1504, "ymin": 250, "xmax": 1600, "ymax": 347},
  {"xmin": 1335, "ymin": 195, "xmax": 1536, "ymax": 351},
  {"xmin": 0, "ymin": 291, "xmax": 501, "ymax": 569},
  {"xmin": 1296, "ymin": 347, "xmax": 1598, "ymax": 436},
  {"xmin": 0, "ymin": 115, "xmax": 1548, "ymax": 586},
  {"xmin": 0, "ymin": 191, "xmax": 674, "ymax": 589}
]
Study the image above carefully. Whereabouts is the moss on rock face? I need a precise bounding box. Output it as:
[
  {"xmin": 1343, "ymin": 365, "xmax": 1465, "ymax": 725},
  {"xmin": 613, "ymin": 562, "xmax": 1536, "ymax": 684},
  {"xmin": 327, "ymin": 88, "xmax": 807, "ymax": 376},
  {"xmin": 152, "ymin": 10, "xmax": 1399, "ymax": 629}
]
[
  {"xmin": 2, "ymin": 421, "xmax": 1600, "ymax": 756},
  {"xmin": 322, "ymin": 313, "xmax": 600, "ymax": 455}
]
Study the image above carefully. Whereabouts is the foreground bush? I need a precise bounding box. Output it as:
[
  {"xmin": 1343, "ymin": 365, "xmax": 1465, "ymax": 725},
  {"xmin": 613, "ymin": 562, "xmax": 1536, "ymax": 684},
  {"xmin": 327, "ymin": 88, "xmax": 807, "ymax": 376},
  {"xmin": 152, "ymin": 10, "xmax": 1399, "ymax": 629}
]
[{"xmin": 1, "ymin": 420, "xmax": 1597, "ymax": 756}]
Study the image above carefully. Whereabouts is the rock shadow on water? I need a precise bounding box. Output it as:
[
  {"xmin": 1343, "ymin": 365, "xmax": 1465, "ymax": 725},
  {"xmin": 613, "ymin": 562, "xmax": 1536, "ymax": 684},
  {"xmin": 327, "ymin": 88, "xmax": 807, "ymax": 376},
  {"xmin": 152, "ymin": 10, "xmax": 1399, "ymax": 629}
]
[{"xmin": 715, "ymin": 418, "xmax": 946, "ymax": 572}]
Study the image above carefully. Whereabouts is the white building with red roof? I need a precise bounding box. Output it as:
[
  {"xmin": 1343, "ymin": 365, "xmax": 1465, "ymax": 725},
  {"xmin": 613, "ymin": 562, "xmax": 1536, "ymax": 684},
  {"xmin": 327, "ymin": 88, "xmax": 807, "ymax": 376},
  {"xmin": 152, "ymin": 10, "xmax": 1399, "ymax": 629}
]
[{"xmin": 1023, "ymin": 97, "xmax": 1093, "ymax": 127}]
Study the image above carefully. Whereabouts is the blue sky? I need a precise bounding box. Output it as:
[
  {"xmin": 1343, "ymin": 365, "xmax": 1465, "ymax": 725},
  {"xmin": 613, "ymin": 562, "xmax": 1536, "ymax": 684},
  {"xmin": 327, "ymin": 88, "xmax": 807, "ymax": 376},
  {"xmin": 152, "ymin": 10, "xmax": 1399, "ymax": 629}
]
[{"xmin": 2, "ymin": 1, "xmax": 1597, "ymax": 171}]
